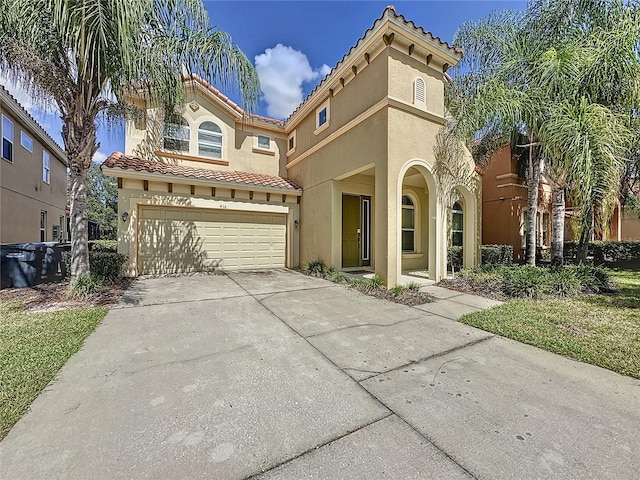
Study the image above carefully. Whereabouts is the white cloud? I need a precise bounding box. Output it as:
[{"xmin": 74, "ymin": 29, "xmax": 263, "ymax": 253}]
[
  {"xmin": 255, "ymin": 44, "xmax": 332, "ymax": 119},
  {"xmin": 92, "ymin": 151, "xmax": 107, "ymax": 164}
]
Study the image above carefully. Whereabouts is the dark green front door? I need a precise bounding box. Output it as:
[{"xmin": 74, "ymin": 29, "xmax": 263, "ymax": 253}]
[{"xmin": 342, "ymin": 195, "xmax": 360, "ymax": 267}]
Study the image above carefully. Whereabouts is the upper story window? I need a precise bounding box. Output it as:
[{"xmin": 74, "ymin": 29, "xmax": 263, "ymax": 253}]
[
  {"xmin": 287, "ymin": 130, "xmax": 296, "ymax": 155},
  {"xmin": 413, "ymin": 77, "xmax": 426, "ymax": 105},
  {"xmin": 163, "ymin": 117, "xmax": 190, "ymax": 153},
  {"xmin": 2, "ymin": 115, "xmax": 14, "ymax": 162},
  {"xmin": 257, "ymin": 134, "xmax": 270, "ymax": 150},
  {"xmin": 42, "ymin": 151, "xmax": 50, "ymax": 184},
  {"xmin": 402, "ymin": 195, "xmax": 416, "ymax": 252},
  {"xmin": 314, "ymin": 98, "xmax": 330, "ymax": 135},
  {"xmin": 198, "ymin": 121, "xmax": 222, "ymax": 159},
  {"xmin": 452, "ymin": 202, "xmax": 463, "ymax": 247},
  {"xmin": 20, "ymin": 131, "xmax": 33, "ymax": 152}
]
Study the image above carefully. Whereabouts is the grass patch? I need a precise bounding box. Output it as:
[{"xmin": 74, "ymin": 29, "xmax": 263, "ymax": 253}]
[
  {"xmin": 459, "ymin": 269, "xmax": 640, "ymax": 379},
  {"xmin": 0, "ymin": 301, "xmax": 108, "ymax": 439}
]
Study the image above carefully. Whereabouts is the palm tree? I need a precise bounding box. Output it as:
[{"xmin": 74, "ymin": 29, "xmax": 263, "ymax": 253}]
[
  {"xmin": 0, "ymin": 0, "xmax": 260, "ymax": 278},
  {"xmin": 449, "ymin": 0, "xmax": 639, "ymax": 265}
]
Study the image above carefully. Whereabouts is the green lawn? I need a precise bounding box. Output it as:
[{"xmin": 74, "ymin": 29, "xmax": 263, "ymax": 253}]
[
  {"xmin": 0, "ymin": 302, "xmax": 107, "ymax": 439},
  {"xmin": 459, "ymin": 269, "xmax": 640, "ymax": 379}
]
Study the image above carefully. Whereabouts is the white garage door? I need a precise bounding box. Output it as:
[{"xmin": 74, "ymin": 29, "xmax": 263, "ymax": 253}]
[{"xmin": 138, "ymin": 206, "xmax": 286, "ymax": 274}]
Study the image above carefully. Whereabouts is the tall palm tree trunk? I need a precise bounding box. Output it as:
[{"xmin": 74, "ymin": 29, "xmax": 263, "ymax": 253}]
[
  {"xmin": 551, "ymin": 187, "xmax": 565, "ymax": 265},
  {"xmin": 526, "ymin": 143, "xmax": 541, "ymax": 265},
  {"xmin": 62, "ymin": 111, "xmax": 99, "ymax": 278}
]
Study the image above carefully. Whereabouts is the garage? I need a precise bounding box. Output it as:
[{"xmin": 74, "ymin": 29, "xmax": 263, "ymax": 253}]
[{"xmin": 137, "ymin": 206, "xmax": 286, "ymax": 275}]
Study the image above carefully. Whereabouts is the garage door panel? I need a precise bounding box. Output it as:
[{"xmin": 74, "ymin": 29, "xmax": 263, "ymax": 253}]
[{"xmin": 138, "ymin": 207, "xmax": 287, "ymax": 274}]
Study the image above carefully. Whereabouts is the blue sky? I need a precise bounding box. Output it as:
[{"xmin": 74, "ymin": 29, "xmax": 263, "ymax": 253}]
[{"xmin": 2, "ymin": 0, "xmax": 527, "ymax": 163}]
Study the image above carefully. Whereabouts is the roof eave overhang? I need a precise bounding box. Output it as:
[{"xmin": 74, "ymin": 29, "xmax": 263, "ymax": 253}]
[
  {"xmin": 101, "ymin": 165, "xmax": 302, "ymax": 196},
  {"xmin": 0, "ymin": 89, "xmax": 67, "ymax": 165}
]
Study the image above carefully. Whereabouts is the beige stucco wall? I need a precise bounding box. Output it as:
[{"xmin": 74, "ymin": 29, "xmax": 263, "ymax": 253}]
[
  {"xmin": 0, "ymin": 108, "xmax": 67, "ymax": 244},
  {"xmin": 125, "ymin": 89, "xmax": 286, "ymax": 176},
  {"xmin": 116, "ymin": 177, "xmax": 299, "ymax": 276},
  {"xmin": 621, "ymin": 211, "xmax": 640, "ymax": 240}
]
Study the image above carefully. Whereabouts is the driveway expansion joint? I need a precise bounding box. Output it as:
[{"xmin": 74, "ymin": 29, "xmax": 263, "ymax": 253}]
[
  {"xmin": 113, "ymin": 292, "xmax": 251, "ymax": 309},
  {"xmin": 241, "ymin": 413, "xmax": 394, "ymax": 480},
  {"xmin": 360, "ymin": 334, "xmax": 495, "ymax": 381},
  {"xmin": 304, "ymin": 314, "xmax": 431, "ymax": 339}
]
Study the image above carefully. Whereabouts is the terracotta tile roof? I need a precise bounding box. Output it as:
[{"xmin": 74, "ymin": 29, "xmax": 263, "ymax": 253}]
[
  {"xmin": 102, "ymin": 152, "xmax": 301, "ymax": 192},
  {"xmin": 286, "ymin": 5, "xmax": 463, "ymax": 123},
  {"xmin": 183, "ymin": 75, "xmax": 285, "ymax": 128}
]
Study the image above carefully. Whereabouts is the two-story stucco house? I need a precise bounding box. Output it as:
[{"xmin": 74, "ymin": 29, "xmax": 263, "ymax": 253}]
[
  {"xmin": 102, "ymin": 7, "xmax": 481, "ymax": 285},
  {"xmin": 1, "ymin": 86, "xmax": 68, "ymax": 244}
]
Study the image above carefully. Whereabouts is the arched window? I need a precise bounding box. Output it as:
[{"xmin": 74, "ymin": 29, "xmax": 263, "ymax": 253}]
[
  {"xmin": 402, "ymin": 195, "xmax": 416, "ymax": 252},
  {"xmin": 413, "ymin": 77, "xmax": 426, "ymax": 105},
  {"xmin": 198, "ymin": 121, "xmax": 222, "ymax": 159},
  {"xmin": 163, "ymin": 117, "xmax": 190, "ymax": 152},
  {"xmin": 452, "ymin": 202, "xmax": 463, "ymax": 246}
]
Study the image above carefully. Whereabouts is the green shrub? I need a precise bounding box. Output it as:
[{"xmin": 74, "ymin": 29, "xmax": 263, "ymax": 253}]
[
  {"xmin": 546, "ymin": 267, "xmax": 582, "ymax": 297},
  {"xmin": 569, "ymin": 265, "xmax": 614, "ymax": 293},
  {"xmin": 503, "ymin": 265, "xmax": 549, "ymax": 299},
  {"xmin": 405, "ymin": 281, "xmax": 421, "ymax": 292},
  {"xmin": 62, "ymin": 250, "xmax": 127, "ymax": 283},
  {"xmin": 88, "ymin": 240, "xmax": 118, "ymax": 252},
  {"xmin": 391, "ymin": 284, "xmax": 406, "ymax": 296},
  {"xmin": 482, "ymin": 244, "xmax": 513, "ymax": 266},
  {"xmin": 448, "ymin": 246, "xmax": 463, "ymax": 271},
  {"xmin": 303, "ymin": 259, "xmax": 326, "ymax": 276},
  {"xmin": 325, "ymin": 268, "xmax": 346, "ymax": 283},
  {"xmin": 564, "ymin": 241, "xmax": 640, "ymax": 266},
  {"xmin": 448, "ymin": 244, "xmax": 513, "ymax": 271},
  {"xmin": 362, "ymin": 275, "xmax": 384, "ymax": 292},
  {"xmin": 69, "ymin": 275, "xmax": 100, "ymax": 298},
  {"xmin": 90, "ymin": 252, "xmax": 128, "ymax": 283}
]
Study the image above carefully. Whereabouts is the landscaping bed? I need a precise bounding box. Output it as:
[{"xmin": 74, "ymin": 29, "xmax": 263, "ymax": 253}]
[
  {"xmin": 300, "ymin": 261, "xmax": 434, "ymax": 306},
  {"xmin": 442, "ymin": 266, "xmax": 640, "ymax": 379}
]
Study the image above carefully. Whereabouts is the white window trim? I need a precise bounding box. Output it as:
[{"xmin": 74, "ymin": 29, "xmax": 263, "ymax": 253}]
[
  {"xmin": 197, "ymin": 121, "xmax": 223, "ymax": 159},
  {"xmin": 401, "ymin": 192, "xmax": 420, "ymax": 254},
  {"xmin": 314, "ymin": 98, "xmax": 331, "ymax": 135},
  {"xmin": 42, "ymin": 150, "xmax": 51, "ymax": 184},
  {"xmin": 163, "ymin": 117, "xmax": 191, "ymax": 153},
  {"xmin": 2, "ymin": 114, "xmax": 14, "ymax": 163},
  {"xmin": 20, "ymin": 131, "xmax": 33, "ymax": 152},
  {"xmin": 451, "ymin": 201, "xmax": 464, "ymax": 247},
  {"xmin": 286, "ymin": 130, "xmax": 297, "ymax": 156},
  {"xmin": 253, "ymin": 134, "xmax": 275, "ymax": 156}
]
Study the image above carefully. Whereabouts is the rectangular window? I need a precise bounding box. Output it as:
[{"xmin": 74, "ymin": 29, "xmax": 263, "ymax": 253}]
[
  {"xmin": 257, "ymin": 134, "xmax": 270, "ymax": 150},
  {"xmin": 59, "ymin": 215, "xmax": 65, "ymax": 241},
  {"xmin": 42, "ymin": 151, "xmax": 51, "ymax": 184},
  {"xmin": 287, "ymin": 130, "xmax": 296, "ymax": 154},
  {"xmin": 40, "ymin": 211, "xmax": 47, "ymax": 242},
  {"xmin": 20, "ymin": 131, "xmax": 33, "ymax": 152},
  {"xmin": 402, "ymin": 205, "xmax": 415, "ymax": 252},
  {"xmin": 2, "ymin": 115, "xmax": 14, "ymax": 162},
  {"xmin": 314, "ymin": 99, "xmax": 330, "ymax": 134},
  {"xmin": 318, "ymin": 108, "xmax": 327, "ymax": 127}
]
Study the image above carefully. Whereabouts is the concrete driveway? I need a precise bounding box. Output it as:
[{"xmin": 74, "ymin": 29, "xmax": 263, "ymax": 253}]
[{"xmin": 1, "ymin": 270, "xmax": 639, "ymax": 479}]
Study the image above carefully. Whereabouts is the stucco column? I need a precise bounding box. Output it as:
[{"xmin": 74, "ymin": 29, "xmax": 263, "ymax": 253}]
[{"xmin": 374, "ymin": 162, "xmax": 390, "ymax": 285}]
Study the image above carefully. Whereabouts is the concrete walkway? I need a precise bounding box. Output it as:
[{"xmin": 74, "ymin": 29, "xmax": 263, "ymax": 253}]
[{"xmin": 1, "ymin": 270, "xmax": 638, "ymax": 479}]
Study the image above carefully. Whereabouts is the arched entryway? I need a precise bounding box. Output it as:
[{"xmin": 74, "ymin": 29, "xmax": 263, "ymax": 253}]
[
  {"xmin": 396, "ymin": 160, "xmax": 439, "ymax": 283},
  {"xmin": 450, "ymin": 185, "xmax": 477, "ymax": 270}
]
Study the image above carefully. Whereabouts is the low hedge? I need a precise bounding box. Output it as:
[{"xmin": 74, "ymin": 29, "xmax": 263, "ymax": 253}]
[
  {"xmin": 564, "ymin": 241, "xmax": 640, "ymax": 266},
  {"xmin": 62, "ymin": 250, "xmax": 127, "ymax": 283},
  {"xmin": 449, "ymin": 264, "xmax": 613, "ymax": 300},
  {"xmin": 88, "ymin": 240, "xmax": 118, "ymax": 252},
  {"xmin": 448, "ymin": 244, "xmax": 513, "ymax": 271}
]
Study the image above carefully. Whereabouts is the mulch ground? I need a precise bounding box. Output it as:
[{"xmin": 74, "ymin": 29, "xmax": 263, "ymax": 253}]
[{"xmin": 0, "ymin": 279, "xmax": 133, "ymax": 312}]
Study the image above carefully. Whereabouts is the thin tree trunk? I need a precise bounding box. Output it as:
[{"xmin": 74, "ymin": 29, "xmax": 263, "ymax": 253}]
[
  {"xmin": 551, "ymin": 187, "xmax": 565, "ymax": 266},
  {"xmin": 577, "ymin": 206, "xmax": 594, "ymax": 263},
  {"xmin": 62, "ymin": 107, "xmax": 99, "ymax": 278},
  {"xmin": 70, "ymin": 168, "xmax": 90, "ymax": 277},
  {"xmin": 526, "ymin": 142, "xmax": 541, "ymax": 265}
]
